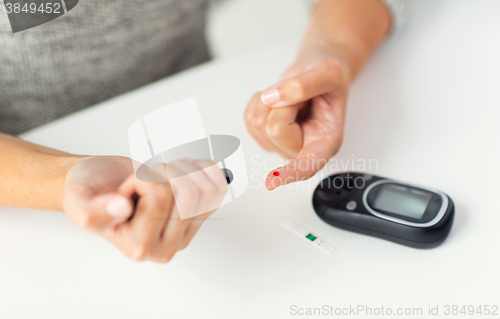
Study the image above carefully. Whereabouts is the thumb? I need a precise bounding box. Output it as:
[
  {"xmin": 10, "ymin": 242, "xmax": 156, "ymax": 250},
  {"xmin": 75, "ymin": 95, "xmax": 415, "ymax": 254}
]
[
  {"xmin": 77, "ymin": 193, "xmax": 133, "ymax": 231},
  {"xmin": 264, "ymin": 140, "xmax": 339, "ymax": 190},
  {"xmin": 260, "ymin": 60, "xmax": 346, "ymax": 108}
]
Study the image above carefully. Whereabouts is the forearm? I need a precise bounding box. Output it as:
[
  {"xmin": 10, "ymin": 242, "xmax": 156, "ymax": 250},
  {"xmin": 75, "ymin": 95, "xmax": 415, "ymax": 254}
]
[
  {"xmin": 0, "ymin": 133, "xmax": 82, "ymax": 211},
  {"xmin": 299, "ymin": 0, "xmax": 391, "ymax": 79}
]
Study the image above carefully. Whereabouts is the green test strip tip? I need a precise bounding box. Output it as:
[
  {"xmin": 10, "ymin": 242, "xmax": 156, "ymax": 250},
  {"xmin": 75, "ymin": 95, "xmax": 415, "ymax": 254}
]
[{"xmin": 306, "ymin": 234, "xmax": 317, "ymax": 241}]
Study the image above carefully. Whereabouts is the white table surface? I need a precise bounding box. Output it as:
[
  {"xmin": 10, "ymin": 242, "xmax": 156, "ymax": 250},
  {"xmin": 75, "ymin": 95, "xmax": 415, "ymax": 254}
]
[{"xmin": 1, "ymin": 1, "xmax": 499, "ymax": 318}]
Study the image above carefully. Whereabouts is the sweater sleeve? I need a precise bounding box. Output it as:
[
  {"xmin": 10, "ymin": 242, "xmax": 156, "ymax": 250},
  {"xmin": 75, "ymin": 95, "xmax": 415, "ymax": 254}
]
[{"xmin": 379, "ymin": 0, "xmax": 408, "ymax": 34}]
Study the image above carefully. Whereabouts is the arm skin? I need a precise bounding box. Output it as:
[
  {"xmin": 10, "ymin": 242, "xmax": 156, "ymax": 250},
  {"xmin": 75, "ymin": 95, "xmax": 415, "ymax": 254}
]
[
  {"xmin": 244, "ymin": 0, "xmax": 391, "ymax": 189},
  {"xmin": 0, "ymin": 133, "xmax": 82, "ymax": 211},
  {"xmin": 298, "ymin": 0, "xmax": 391, "ymax": 79},
  {"xmin": 300, "ymin": 0, "xmax": 391, "ymax": 79}
]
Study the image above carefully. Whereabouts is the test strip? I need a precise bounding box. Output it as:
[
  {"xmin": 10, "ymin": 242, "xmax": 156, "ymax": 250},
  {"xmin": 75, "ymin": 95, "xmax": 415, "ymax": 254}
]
[{"xmin": 281, "ymin": 220, "xmax": 336, "ymax": 254}]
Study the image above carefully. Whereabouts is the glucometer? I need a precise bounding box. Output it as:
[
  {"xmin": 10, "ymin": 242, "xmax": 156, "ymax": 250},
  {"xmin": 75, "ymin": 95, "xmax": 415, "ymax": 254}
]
[{"xmin": 312, "ymin": 172, "xmax": 454, "ymax": 248}]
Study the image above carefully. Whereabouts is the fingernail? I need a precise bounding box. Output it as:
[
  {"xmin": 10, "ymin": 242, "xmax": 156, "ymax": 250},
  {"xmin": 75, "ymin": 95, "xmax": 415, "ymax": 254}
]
[
  {"xmin": 184, "ymin": 157, "xmax": 194, "ymax": 163},
  {"xmin": 106, "ymin": 197, "xmax": 130, "ymax": 220},
  {"xmin": 261, "ymin": 88, "xmax": 280, "ymax": 105}
]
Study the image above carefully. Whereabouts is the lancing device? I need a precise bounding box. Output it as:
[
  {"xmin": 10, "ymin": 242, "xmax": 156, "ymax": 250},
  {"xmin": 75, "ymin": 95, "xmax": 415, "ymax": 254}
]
[{"xmin": 128, "ymin": 168, "xmax": 234, "ymax": 221}]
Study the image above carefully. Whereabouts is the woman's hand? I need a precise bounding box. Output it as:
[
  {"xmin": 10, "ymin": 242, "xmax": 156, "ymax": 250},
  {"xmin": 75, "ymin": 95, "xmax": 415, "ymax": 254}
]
[
  {"xmin": 63, "ymin": 156, "xmax": 227, "ymax": 263},
  {"xmin": 245, "ymin": 54, "xmax": 350, "ymax": 190},
  {"xmin": 245, "ymin": 0, "xmax": 391, "ymax": 190}
]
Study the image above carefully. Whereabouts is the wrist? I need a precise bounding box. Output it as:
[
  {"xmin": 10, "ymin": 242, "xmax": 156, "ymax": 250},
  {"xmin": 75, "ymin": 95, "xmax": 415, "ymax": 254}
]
[
  {"xmin": 298, "ymin": 0, "xmax": 391, "ymax": 79},
  {"xmin": 298, "ymin": 30, "xmax": 367, "ymax": 82},
  {"xmin": 52, "ymin": 155, "xmax": 88, "ymax": 212}
]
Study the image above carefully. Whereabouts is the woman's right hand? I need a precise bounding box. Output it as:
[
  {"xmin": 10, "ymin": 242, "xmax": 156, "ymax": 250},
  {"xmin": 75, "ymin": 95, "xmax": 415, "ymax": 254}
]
[{"xmin": 63, "ymin": 156, "xmax": 227, "ymax": 263}]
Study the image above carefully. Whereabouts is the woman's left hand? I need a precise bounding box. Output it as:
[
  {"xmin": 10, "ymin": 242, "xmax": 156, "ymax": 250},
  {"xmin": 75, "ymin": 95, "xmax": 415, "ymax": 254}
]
[{"xmin": 244, "ymin": 54, "xmax": 350, "ymax": 190}]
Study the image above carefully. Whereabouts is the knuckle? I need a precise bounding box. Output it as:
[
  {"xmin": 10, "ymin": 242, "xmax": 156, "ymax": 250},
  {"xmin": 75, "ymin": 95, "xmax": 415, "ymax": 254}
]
[
  {"xmin": 195, "ymin": 160, "xmax": 214, "ymax": 169},
  {"xmin": 244, "ymin": 108, "xmax": 253, "ymax": 125},
  {"xmin": 244, "ymin": 111, "xmax": 266, "ymax": 131},
  {"xmin": 155, "ymin": 189, "xmax": 171, "ymax": 212},
  {"xmin": 252, "ymin": 117, "xmax": 266, "ymax": 130},
  {"xmin": 125, "ymin": 233, "xmax": 156, "ymax": 261},
  {"xmin": 318, "ymin": 58, "xmax": 346, "ymax": 81},
  {"xmin": 201, "ymin": 184, "xmax": 217, "ymax": 197},
  {"xmin": 178, "ymin": 240, "xmax": 191, "ymax": 251},
  {"xmin": 142, "ymin": 181, "xmax": 159, "ymax": 195},
  {"xmin": 265, "ymin": 118, "xmax": 287, "ymax": 137},
  {"xmin": 158, "ymin": 249, "xmax": 176, "ymax": 263},
  {"xmin": 152, "ymin": 163, "xmax": 166, "ymax": 171},
  {"xmin": 156, "ymin": 199, "xmax": 169, "ymax": 214},
  {"xmin": 78, "ymin": 214, "xmax": 97, "ymax": 232},
  {"xmin": 317, "ymin": 57, "xmax": 337, "ymax": 69},
  {"xmin": 129, "ymin": 244, "xmax": 149, "ymax": 262},
  {"xmin": 154, "ymin": 256, "xmax": 172, "ymax": 264},
  {"xmin": 170, "ymin": 159, "xmax": 185, "ymax": 166},
  {"xmin": 183, "ymin": 185, "xmax": 199, "ymax": 200},
  {"xmin": 154, "ymin": 180, "xmax": 172, "ymax": 196}
]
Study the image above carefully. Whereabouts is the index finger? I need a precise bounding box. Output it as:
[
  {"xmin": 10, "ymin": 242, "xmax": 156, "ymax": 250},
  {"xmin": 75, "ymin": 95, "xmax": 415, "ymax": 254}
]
[{"xmin": 264, "ymin": 135, "xmax": 342, "ymax": 191}]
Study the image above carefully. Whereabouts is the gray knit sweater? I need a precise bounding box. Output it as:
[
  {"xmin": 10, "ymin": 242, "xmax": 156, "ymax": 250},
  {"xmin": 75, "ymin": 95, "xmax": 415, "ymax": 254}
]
[
  {"xmin": 0, "ymin": 0, "xmax": 210, "ymax": 135},
  {"xmin": 0, "ymin": 0, "xmax": 405, "ymax": 135}
]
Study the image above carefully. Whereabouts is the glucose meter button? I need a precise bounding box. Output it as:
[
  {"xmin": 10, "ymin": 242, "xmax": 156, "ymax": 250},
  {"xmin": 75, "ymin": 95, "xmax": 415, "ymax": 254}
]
[
  {"xmin": 346, "ymin": 201, "xmax": 357, "ymax": 211},
  {"xmin": 363, "ymin": 174, "xmax": 372, "ymax": 181}
]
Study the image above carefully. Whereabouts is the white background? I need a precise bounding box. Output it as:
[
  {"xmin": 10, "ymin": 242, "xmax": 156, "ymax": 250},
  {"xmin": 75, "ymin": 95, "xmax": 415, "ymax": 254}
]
[{"xmin": 207, "ymin": 0, "xmax": 309, "ymax": 58}]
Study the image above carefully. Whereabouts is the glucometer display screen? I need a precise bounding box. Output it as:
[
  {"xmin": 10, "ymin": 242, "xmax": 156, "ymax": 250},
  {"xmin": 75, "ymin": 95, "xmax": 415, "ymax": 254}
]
[{"xmin": 373, "ymin": 184, "xmax": 432, "ymax": 219}]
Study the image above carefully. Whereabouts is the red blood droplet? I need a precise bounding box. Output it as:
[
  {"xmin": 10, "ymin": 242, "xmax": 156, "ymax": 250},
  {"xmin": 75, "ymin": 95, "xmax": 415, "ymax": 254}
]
[{"xmin": 273, "ymin": 171, "xmax": 280, "ymax": 176}]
